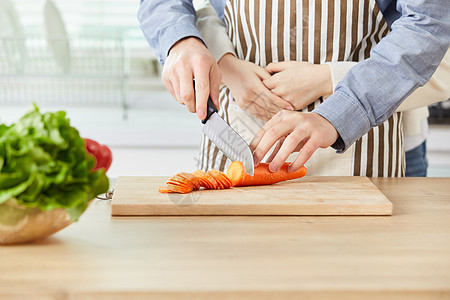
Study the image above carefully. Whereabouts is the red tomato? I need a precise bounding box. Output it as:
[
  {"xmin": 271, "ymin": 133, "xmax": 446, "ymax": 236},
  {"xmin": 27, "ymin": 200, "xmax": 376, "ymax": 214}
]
[{"xmin": 84, "ymin": 138, "xmax": 113, "ymax": 172}]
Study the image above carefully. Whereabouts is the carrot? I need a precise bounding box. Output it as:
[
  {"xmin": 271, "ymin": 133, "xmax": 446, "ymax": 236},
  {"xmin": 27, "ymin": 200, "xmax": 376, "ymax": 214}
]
[{"xmin": 226, "ymin": 161, "xmax": 307, "ymax": 187}]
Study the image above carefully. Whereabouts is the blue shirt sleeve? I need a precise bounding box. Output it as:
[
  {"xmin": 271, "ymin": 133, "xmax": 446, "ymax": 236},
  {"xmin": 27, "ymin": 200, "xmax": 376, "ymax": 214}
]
[
  {"xmin": 138, "ymin": 0, "xmax": 206, "ymax": 65},
  {"xmin": 313, "ymin": 0, "xmax": 450, "ymax": 152}
]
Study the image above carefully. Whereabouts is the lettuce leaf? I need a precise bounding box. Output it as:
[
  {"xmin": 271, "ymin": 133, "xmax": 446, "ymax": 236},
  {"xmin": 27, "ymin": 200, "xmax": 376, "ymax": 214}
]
[{"xmin": 0, "ymin": 104, "xmax": 109, "ymax": 221}]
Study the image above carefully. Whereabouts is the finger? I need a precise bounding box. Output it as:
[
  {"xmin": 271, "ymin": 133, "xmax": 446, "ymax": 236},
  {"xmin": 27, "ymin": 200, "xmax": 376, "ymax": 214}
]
[
  {"xmin": 162, "ymin": 76, "xmax": 177, "ymax": 101},
  {"xmin": 209, "ymin": 64, "xmax": 221, "ymax": 107},
  {"xmin": 264, "ymin": 87, "xmax": 294, "ymax": 111},
  {"xmin": 249, "ymin": 111, "xmax": 285, "ymax": 152},
  {"xmin": 252, "ymin": 80, "xmax": 293, "ymax": 111},
  {"xmin": 262, "ymin": 76, "xmax": 277, "ymax": 90},
  {"xmin": 269, "ymin": 131, "xmax": 307, "ymax": 172},
  {"xmin": 266, "ymin": 137, "xmax": 284, "ymax": 163},
  {"xmin": 265, "ymin": 61, "xmax": 289, "ymax": 74},
  {"xmin": 194, "ymin": 66, "xmax": 211, "ymax": 120},
  {"xmin": 289, "ymin": 140, "xmax": 318, "ymax": 172},
  {"xmin": 252, "ymin": 122, "xmax": 291, "ymax": 166},
  {"xmin": 171, "ymin": 76, "xmax": 182, "ymax": 105},
  {"xmin": 254, "ymin": 66, "xmax": 271, "ymax": 80},
  {"xmin": 179, "ymin": 70, "xmax": 196, "ymax": 113}
]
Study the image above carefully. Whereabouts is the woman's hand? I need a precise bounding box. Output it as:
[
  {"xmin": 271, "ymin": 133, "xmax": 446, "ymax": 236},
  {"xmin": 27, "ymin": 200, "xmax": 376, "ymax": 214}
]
[
  {"xmin": 250, "ymin": 110, "xmax": 339, "ymax": 173},
  {"xmin": 263, "ymin": 61, "xmax": 333, "ymax": 110},
  {"xmin": 219, "ymin": 54, "xmax": 294, "ymax": 121}
]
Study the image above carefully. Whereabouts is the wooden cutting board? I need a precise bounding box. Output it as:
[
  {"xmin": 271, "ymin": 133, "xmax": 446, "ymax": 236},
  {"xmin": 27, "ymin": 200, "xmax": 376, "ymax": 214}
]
[{"xmin": 111, "ymin": 176, "xmax": 393, "ymax": 216}]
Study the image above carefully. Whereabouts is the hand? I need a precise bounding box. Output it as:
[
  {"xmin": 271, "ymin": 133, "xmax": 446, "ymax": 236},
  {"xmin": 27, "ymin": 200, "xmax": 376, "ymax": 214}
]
[
  {"xmin": 218, "ymin": 54, "xmax": 294, "ymax": 121},
  {"xmin": 250, "ymin": 110, "xmax": 338, "ymax": 173},
  {"xmin": 263, "ymin": 61, "xmax": 333, "ymax": 110},
  {"xmin": 162, "ymin": 37, "xmax": 221, "ymax": 119}
]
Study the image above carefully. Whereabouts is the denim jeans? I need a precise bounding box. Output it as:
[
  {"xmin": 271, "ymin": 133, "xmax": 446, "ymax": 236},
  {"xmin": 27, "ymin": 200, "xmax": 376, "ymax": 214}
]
[{"xmin": 405, "ymin": 141, "xmax": 428, "ymax": 177}]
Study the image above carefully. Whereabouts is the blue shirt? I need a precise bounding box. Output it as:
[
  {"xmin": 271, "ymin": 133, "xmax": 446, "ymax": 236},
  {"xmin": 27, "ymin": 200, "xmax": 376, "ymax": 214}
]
[{"xmin": 138, "ymin": 0, "xmax": 450, "ymax": 152}]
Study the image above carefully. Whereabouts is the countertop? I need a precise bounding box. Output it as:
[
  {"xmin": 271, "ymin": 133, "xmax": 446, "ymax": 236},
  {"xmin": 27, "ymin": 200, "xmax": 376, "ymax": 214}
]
[{"xmin": 1, "ymin": 177, "xmax": 449, "ymax": 299}]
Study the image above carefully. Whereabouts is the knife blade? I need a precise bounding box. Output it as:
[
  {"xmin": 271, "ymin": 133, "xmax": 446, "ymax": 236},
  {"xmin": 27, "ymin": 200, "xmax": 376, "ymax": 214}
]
[{"xmin": 201, "ymin": 97, "xmax": 254, "ymax": 176}]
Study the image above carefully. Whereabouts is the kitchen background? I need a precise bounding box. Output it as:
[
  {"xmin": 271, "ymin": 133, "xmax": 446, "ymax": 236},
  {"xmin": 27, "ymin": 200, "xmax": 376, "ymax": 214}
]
[{"xmin": 1, "ymin": 0, "xmax": 449, "ymax": 178}]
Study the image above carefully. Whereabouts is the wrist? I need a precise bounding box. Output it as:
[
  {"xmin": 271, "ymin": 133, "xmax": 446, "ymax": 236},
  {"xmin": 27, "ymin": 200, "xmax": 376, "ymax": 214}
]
[
  {"xmin": 169, "ymin": 36, "xmax": 206, "ymax": 55},
  {"xmin": 218, "ymin": 53, "xmax": 238, "ymax": 84},
  {"xmin": 319, "ymin": 64, "xmax": 333, "ymax": 97}
]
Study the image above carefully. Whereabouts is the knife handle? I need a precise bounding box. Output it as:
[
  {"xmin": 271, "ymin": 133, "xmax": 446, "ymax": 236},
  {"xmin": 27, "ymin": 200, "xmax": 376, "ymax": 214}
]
[{"xmin": 201, "ymin": 97, "xmax": 218, "ymax": 124}]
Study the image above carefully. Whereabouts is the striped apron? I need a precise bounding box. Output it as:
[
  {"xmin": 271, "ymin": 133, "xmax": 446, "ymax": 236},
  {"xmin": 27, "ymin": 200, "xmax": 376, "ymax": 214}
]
[{"xmin": 198, "ymin": 0, "xmax": 405, "ymax": 177}]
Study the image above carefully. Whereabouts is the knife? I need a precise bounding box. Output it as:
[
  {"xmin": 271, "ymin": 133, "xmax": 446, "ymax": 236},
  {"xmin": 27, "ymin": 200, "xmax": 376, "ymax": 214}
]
[{"xmin": 201, "ymin": 97, "xmax": 254, "ymax": 176}]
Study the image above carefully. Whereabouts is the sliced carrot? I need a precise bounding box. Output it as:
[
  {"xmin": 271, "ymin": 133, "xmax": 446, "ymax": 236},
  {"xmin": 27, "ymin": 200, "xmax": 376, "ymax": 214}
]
[
  {"xmin": 158, "ymin": 187, "xmax": 173, "ymax": 193},
  {"xmin": 178, "ymin": 172, "xmax": 201, "ymax": 190},
  {"xmin": 227, "ymin": 161, "xmax": 307, "ymax": 187},
  {"xmin": 192, "ymin": 170, "xmax": 211, "ymax": 189},
  {"xmin": 167, "ymin": 183, "xmax": 193, "ymax": 194},
  {"xmin": 207, "ymin": 169, "xmax": 231, "ymax": 189},
  {"xmin": 194, "ymin": 169, "xmax": 218, "ymax": 189}
]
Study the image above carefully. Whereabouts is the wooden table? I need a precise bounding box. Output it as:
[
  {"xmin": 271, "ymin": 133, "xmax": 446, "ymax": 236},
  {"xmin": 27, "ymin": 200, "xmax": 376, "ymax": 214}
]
[{"xmin": 1, "ymin": 178, "xmax": 449, "ymax": 299}]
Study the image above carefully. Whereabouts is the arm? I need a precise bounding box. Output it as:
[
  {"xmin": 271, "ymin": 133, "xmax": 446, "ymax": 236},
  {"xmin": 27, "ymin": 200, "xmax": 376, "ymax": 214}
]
[
  {"xmin": 138, "ymin": 0, "xmax": 221, "ymax": 119},
  {"xmin": 138, "ymin": 0, "xmax": 202, "ymax": 65},
  {"xmin": 326, "ymin": 49, "xmax": 450, "ymax": 112},
  {"xmin": 312, "ymin": 0, "xmax": 450, "ymax": 152},
  {"xmin": 195, "ymin": 0, "xmax": 236, "ymax": 62}
]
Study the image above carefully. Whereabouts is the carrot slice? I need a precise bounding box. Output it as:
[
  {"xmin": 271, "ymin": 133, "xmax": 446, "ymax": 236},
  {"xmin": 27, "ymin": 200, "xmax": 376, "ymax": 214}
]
[
  {"xmin": 195, "ymin": 170, "xmax": 218, "ymax": 189},
  {"xmin": 158, "ymin": 187, "xmax": 173, "ymax": 193},
  {"xmin": 167, "ymin": 183, "xmax": 193, "ymax": 194},
  {"xmin": 192, "ymin": 170, "xmax": 212, "ymax": 189},
  {"xmin": 207, "ymin": 169, "xmax": 231, "ymax": 189},
  {"xmin": 227, "ymin": 161, "xmax": 307, "ymax": 187},
  {"xmin": 178, "ymin": 172, "xmax": 201, "ymax": 190}
]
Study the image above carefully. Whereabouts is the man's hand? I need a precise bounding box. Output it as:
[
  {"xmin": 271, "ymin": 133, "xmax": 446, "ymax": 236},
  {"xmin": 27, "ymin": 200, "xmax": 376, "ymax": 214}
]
[
  {"xmin": 263, "ymin": 61, "xmax": 333, "ymax": 110},
  {"xmin": 162, "ymin": 37, "xmax": 221, "ymax": 119},
  {"xmin": 250, "ymin": 110, "xmax": 339, "ymax": 173},
  {"xmin": 218, "ymin": 54, "xmax": 294, "ymax": 121}
]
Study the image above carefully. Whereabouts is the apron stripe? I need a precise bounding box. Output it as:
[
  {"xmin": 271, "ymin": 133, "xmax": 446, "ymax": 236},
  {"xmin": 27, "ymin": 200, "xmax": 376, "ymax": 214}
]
[
  {"xmin": 296, "ymin": 0, "xmax": 302, "ymax": 61},
  {"xmin": 281, "ymin": 0, "xmax": 287, "ymax": 62},
  {"xmin": 372, "ymin": 125, "xmax": 379, "ymax": 177},
  {"xmin": 349, "ymin": 0, "xmax": 359, "ymax": 60},
  {"xmin": 353, "ymin": 139, "xmax": 362, "ymax": 176},
  {"xmin": 366, "ymin": 127, "xmax": 374, "ymax": 177},
  {"xmin": 250, "ymin": 0, "xmax": 260, "ymax": 64},
  {"xmin": 258, "ymin": 0, "xmax": 266, "ymax": 66},
  {"xmin": 289, "ymin": 0, "xmax": 296, "ymax": 60},
  {"xmin": 271, "ymin": 0, "xmax": 280, "ymax": 62},
  {"xmin": 265, "ymin": 1, "xmax": 273, "ymax": 64},
  {"xmin": 377, "ymin": 122, "xmax": 385, "ymax": 177},
  {"xmin": 307, "ymin": 0, "xmax": 315, "ymax": 63},
  {"xmin": 314, "ymin": 0, "xmax": 322, "ymax": 64},
  {"xmin": 302, "ymin": 0, "xmax": 309, "ymax": 62},
  {"xmin": 326, "ymin": 0, "xmax": 335, "ymax": 61},
  {"xmin": 337, "ymin": 0, "xmax": 347, "ymax": 61},
  {"xmin": 351, "ymin": 0, "xmax": 367, "ymax": 61},
  {"xmin": 344, "ymin": 0, "xmax": 354, "ymax": 60},
  {"xmin": 387, "ymin": 115, "xmax": 394, "ymax": 176}
]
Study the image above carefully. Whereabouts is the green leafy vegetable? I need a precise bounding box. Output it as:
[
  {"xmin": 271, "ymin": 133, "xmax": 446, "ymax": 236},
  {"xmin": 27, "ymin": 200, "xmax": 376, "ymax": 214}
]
[{"xmin": 0, "ymin": 104, "xmax": 109, "ymax": 220}]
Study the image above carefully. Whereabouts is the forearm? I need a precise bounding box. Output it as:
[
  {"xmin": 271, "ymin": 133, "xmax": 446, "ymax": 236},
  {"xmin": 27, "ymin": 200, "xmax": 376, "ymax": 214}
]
[
  {"xmin": 138, "ymin": 0, "xmax": 204, "ymax": 64},
  {"xmin": 195, "ymin": 1, "xmax": 236, "ymax": 62},
  {"xmin": 327, "ymin": 49, "xmax": 450, "ymax": 112},
  {"xmin": 396, "ymin": 48, "xmax": 450, "ymax": 111},
  {"xmin": 313, "ymin": 0, "xmax": 450, "ymax": 152}
]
